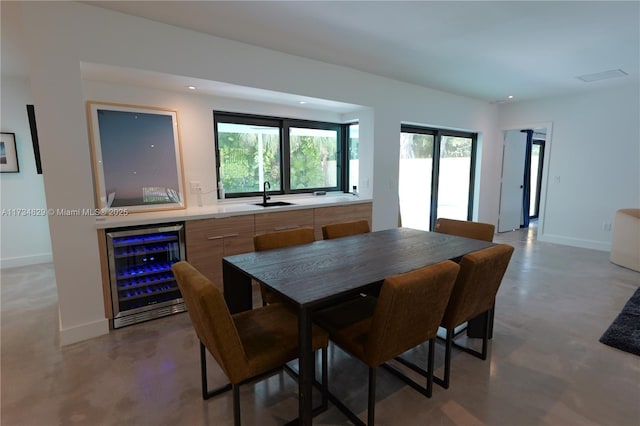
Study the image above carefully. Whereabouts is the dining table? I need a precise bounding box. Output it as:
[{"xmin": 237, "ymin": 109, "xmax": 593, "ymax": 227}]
[{"xmin": 222, "ymin": 227, "xmax": 495, "ymax": 425}]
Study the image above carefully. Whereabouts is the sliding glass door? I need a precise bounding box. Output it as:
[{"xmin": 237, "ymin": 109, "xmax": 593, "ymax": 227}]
[
  {"xmin": 399, "ymin": 131, "xmax": 434, "ymax": 230},
  {"xmin": 437, "ymin": 135, "xmax": 474, "ymax": 220},
  {"xmin": 399, "ymin": 126, "xmax": 476, "ymax": 231}
]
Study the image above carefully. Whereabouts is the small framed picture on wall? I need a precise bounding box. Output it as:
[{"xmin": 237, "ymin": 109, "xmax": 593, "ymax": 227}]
[{"xmin": 0, "ymin": 132, "xmax": 19, "ymax": 173}]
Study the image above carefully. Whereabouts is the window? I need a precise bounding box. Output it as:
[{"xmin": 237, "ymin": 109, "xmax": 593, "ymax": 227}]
[
  {"xmin": 289, "ymin": 126, "xmax": 339, "ymax": 190},
  {"xmin": 399, "ymin": 125, "xmax": 477, "ymax": 230},
  {"xmin": 214, "ymin": 112, "xmax": 352, "ymax": 198},
  {"xmin": 216, "ymin": 121, "xmax": 281, "ymax": 194},
  {"xmin": 347, "ymin": 124, "xmax": 359, "ymax": 192}
]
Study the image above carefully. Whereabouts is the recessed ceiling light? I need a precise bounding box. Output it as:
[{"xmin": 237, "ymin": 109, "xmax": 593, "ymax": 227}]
[
  {"xmin": 187, "ymin": 85, "xmax": 197, "ymax": 90},
  {"xmin": 507, "ymin": 95, "xmax": 514, "ymax": 99},
  {"xmin": 299, "ymin": 101, "xmax": 307, "ymax": 104},
  {"xmin": 576, "ymin": 69, "xmax": 628, "ymax": 83}
]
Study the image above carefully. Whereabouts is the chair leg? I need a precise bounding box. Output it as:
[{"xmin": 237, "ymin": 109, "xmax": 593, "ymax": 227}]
[
  {"xmin": 426, "ymin": 338, "xmax": 435, "ymax": 397},
  {"xmin": 434, "ymin": 313, "xmax": 493, "ymax": 390},
  {"xmin": 433, "ymin": 329, "xmax": 453, "ymax": 389},
  {"xmin": 233, "ymin": 384, "xmax": 241, "ymax": 426},
  {"xmin": 368, "ymin": 367, "xmax": 376, "ymax": 426},
  {"xmin": 200, "ymin": 341, "xmax": 208, "ymax": 400},
  {"xmin": 444, "ymin": 328, "xmax": 453, "ymax": 389},
  {"xmin": 200, "ymin": 341, "xmax": 232, "ymax": 400}
]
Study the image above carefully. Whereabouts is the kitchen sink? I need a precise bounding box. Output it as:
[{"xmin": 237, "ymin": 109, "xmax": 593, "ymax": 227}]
[{"xmin": 253, "ymin": 201, "xmax": 295, "ymax": 207}]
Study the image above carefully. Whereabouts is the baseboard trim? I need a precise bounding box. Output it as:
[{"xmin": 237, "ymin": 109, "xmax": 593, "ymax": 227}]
[
  {"xmin": 59, "ymin": 318, "xmax": 109, "ymax": 346},
  {"xmin": 0, "ymin": 253, "xmax": 53, "ymax": 269},
  {"xmin": 538, "ymin": 233, "xmax": 611, "ymax": 252}
]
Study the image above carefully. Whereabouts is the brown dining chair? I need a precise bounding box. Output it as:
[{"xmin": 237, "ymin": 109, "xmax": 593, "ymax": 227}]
[
  {"xmin": 322, "ymin": 219, "xmax": 370, "ymax": 240},
  {"xmin": 434, "ymin": 244, "xmax": 514, "ymax": 389},
  {"xmin": 171, "ymin": 261, "xmax": 329, "ymax": 426},
  {"xmin": 435, "ymin": 217, "xmax": 495, "ymax": 242},
  {"xmin": 254, "ymin": 227, "xmax": 315, "ymax": 304},
  {"xmin": 314, "ymin": 260, "xmax": 460, "ymax": 426},
  {"xmin": 434, "ymin": 217, "xmax": 497, "ymax": 337}
]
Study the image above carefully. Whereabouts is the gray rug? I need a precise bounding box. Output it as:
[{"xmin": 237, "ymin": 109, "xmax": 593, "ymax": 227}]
[{"xmin": 599, "ymin": 288, "xmax": 640, "ymax": 356}]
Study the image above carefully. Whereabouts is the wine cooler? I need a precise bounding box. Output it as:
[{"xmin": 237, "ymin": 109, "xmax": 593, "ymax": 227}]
[{"xmin": 106, "ymin": 223, "xmax": 186, "ymax": 329}]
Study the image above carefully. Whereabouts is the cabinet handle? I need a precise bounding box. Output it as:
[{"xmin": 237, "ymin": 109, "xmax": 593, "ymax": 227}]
[
  {"xmin": 207, "ymin": 233, "xmax": 240, "ymax": 240},
  {"xmin": 274, "ymin": 225, "xmax": 300, "ymax": 231}
]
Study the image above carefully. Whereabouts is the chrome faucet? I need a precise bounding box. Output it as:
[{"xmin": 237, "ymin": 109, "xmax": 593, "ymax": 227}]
[{"xmin": 263, "ymin": 181, "xmax": 271, "ymax": 204}]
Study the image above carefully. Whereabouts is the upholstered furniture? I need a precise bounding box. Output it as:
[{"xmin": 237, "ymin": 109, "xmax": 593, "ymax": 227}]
[
  {"xmin": 254, "ymin": 227, "xmax": 315, "ymax": 304},
  {"xmin": 223, "ymin": 228, "xmax": 493, "ymax": 422},
  {"xmin": 322, "ymin": 219, "xmax": 371, "ymax": 240},
  {"xmin": 171, "ymin": 261, "xmax": 329, "ymax": 425},
  {"xmin": 435, "ymin": 217, "xmax": 495, "ymax": 242},
  {"xmin": 254, "ymin": 226, "xmax": 315, "ymax": 251},
  {"xmin": 435, "ymin": 244, "xmax": 514, "ymax": 389},
  {"xmin": 435, "ymin": 217, "xmax": 497, "ymax": 338},
  {"xmin": 610, "ymin": 209, "xmax": 640, "ymax": 272},
  {"xmin": 314, "ymin": 260, "xmax": 460, "ymax": 425}
]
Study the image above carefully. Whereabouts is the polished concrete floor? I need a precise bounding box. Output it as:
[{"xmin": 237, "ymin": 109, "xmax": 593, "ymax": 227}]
[{"xmin": 2, "ymin": 226, "xmax": 639, "ymax": 425}]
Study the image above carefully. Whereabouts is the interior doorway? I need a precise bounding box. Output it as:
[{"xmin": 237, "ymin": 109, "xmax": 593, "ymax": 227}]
[{"xmin": 498, "ymin": 124, "xmax": 551, "ymax": 235}]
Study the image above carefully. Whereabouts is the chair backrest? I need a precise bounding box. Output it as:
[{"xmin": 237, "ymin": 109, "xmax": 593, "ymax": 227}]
[
  {"xmin": 322, "ymin": 219, "xmax": 371, "ymax": 240},
  {"xmin": 364, "ymin": 260, "xmax": 460, "ymax": 366},
  {"xmin": 254, "ymin": 227, "xmax": 315, "ymax": 251},
  {"xmin": 440, "ymin": 244, "xmax": 514, "ymax": 330},
  {"xmin": 435, "ymin": 218, "xmax": 495, "ymax": 242},
  {"xmin": 171, "ymin": 261, "xmax": 248, "ymax": 383}
]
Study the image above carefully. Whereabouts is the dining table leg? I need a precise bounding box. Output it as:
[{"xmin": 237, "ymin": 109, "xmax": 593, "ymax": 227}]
[
  {"xmin": 298, "ymin": 307, "xmax": 313, "ymax": 425},
  {"xmin": 222, "ymin": 260, "xmax": 253, "ymax": 314}
]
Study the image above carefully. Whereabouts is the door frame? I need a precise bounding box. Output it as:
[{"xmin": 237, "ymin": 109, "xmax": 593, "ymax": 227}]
[{"xmin": 499, "ymin": 121, "xmax": 553, "ymax": 239}]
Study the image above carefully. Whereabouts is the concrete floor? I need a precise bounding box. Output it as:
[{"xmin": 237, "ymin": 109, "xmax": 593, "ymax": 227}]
[{"xmin": 2, "ymin": 226, "xmax": 639, "ymax": 425}]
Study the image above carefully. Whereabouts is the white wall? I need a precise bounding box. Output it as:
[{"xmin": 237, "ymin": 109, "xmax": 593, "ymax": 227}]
[
  {"xmin": 498, "ymin": 83, "xmax": 640, "ymax": 251},
  {"xmin": 18, "ymin": 1, "xmax": 501, "ymax": 344},
  {"xmin": 0, "ymin": 75, "xmax": 52, "ymax": 267},
  {"xmin": 82, "ymin": 79, "xmax": 350, "ymax": 207}
]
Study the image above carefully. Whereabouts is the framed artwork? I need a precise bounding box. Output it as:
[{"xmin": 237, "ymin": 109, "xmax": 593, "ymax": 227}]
[
  {"xmin": 0, "ymin": 132, "xmax": 19, "ymax": 173},
  {"xmin": 87, "ymin": 102, "xmax": 185, "ymax": 213}
]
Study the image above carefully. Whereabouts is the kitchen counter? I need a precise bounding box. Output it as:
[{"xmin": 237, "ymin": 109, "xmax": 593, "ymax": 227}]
[{"xmin": 94, "ymin": 193, "xmax": 371, "ymax": 229}]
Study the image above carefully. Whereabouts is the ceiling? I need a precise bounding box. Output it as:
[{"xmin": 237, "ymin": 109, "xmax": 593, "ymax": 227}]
[{"xmin": 4, "ymin": 1, "xmax": 639, "ymax": 104}]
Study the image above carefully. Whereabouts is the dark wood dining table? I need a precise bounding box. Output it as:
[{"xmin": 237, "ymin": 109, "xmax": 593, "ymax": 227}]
[{"xmin": 222, "ymin": 227, "xmax": 494, "ymax": 425}]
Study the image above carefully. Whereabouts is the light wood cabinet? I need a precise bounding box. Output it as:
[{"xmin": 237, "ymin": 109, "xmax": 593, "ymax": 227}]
[
  {"xmin": 254, "ymin": 209, "xmax": 315, "ymax": 235},
  {"xmin": 185, "ymin": 215, "xmax": 255, "ymax": 289},
  {"xmin": 98, "ymin": 202, "xmax": 372, "ymax": 319},
  {"xmin": 101, "ymin": 201, "xmax": 372, "ymax": 307},
  {"xmin": 313, "ymin": 203, "xmax": 373, "ymax": 240}
]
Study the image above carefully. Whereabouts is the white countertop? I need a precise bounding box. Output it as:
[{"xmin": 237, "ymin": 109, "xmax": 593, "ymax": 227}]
[{"xmin": 94, "ymin": 193, "xmax": 371, "ymax": 229}]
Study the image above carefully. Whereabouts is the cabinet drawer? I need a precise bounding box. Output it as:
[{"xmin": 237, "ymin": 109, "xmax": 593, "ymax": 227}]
[
  {"xmin": 185, "ymin": 215, "xmax": 255, "ymax": 287},
  {"xmin": 254, "ymin": 209, "xmax": 314, "ymax": 235}
]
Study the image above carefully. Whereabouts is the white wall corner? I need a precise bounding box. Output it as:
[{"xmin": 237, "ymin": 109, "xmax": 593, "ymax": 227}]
[{"xmin": 59, "ymin": 318, "xmax": 109, "ymax": 346}]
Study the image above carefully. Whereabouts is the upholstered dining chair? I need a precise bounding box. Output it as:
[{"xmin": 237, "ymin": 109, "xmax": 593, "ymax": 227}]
[
  {"xmin": 435, "ymin": 217, "xmax": 495, "ymax": 242},
  {"xmin": 322, "ymin": 219, "xmax": 371, "ymax": 240},
  {"xmin": 435, "ymin": 244, "xmax": 514, "ymax": 389},
  {"xmin": 254, "ymin": 227, "xmax": 315, "ymax": 305},
  {"xmin": 434, "ymin": 217, "xmax": 497, "ymax": 337},
  {"xmin": 314, "ymin": 260, "xmax": 460, "ymax": 426},
  {"xmin": 171, "ymin": 261, "xmax": 328, "ymax": 426}
]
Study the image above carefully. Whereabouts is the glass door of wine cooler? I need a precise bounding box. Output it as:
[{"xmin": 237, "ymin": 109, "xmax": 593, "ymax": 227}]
[{"xmin": 106, "ymin": 223, "xmax": 186, "ymax": 328}]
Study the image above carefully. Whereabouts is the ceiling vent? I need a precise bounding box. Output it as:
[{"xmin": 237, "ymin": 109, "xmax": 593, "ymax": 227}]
[{"xmin": 576, "ymin": 69, "xmax": 628, "ymax": 82}]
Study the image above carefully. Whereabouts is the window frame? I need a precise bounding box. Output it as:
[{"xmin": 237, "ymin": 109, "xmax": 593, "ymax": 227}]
[{"xmin": 214, "ymin": 111, "xmax": 351, "ymax": 199}]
